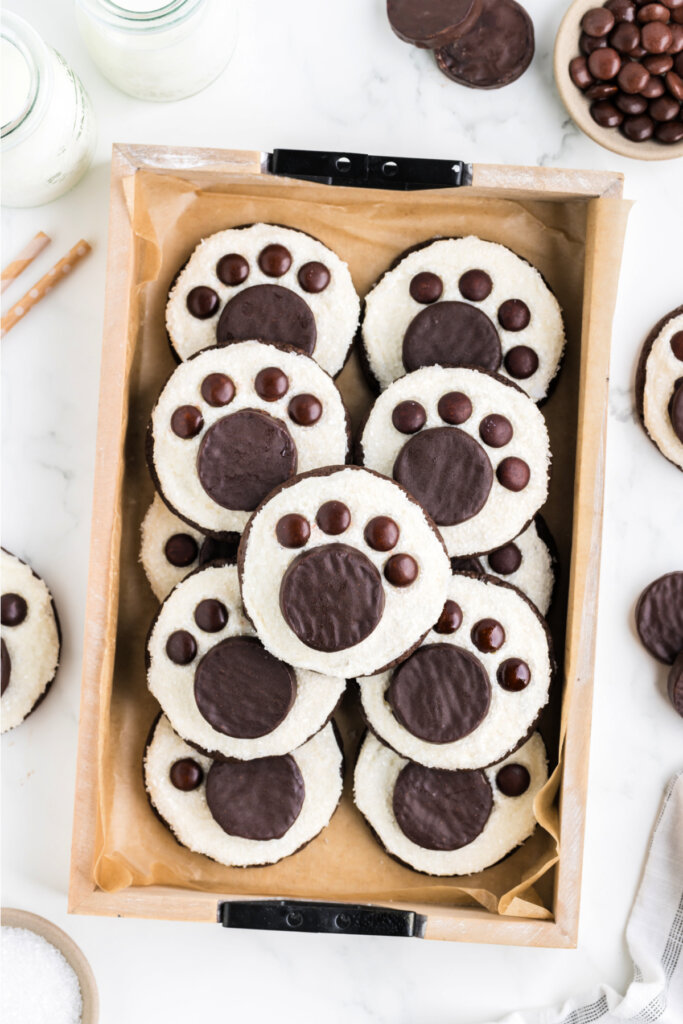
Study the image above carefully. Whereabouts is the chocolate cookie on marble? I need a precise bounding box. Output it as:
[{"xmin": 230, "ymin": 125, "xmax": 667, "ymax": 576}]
[
  {"xmin": 238, "ymin": 465, "xmax": 451, "ymax": 678},
  {"xmin": 354, "ymin": 730, "xmax": 547, "ymax": 876},
  {"xmin": 456, "ymin": 516, "xmax": 557, "ymax": 616},
  {"xmin": 434, "ymin": 0, "xmax": 535, "ymax": 89},
  {"xmin": 358, "ymin": 366, "xmax": 551, "ymax": 558},
  {"xmin": 386, "ymin": 0, "xmax": 483, "ymax": 48},
  {"xmin": 146, "ymin": 561, "xmax": 345, "ymax": 760},
  {"xmin": 361, "ymin": 236, "xmax": 565, "ymax": 402},
  {"xmin": 636, "ymin": 572, "xmax": 683, "ymax": 665},
  {"xmin": 165, "ymin": 224, "xmax": 360, "ymax": 377},
  {"xmin": 148, "ymin": 340, "xmax": 350, "ymax": 540},
  {"xmin": 1, "ymin": 548, "xmax": 61, "ymax": 733},
  {"xmin": 140, "ymin": 495, "xmax": 238, "ymax": 601},
  {"xmin": 144, "ymin": 714, "xmax": 343, "ymax": 867},
  {"xmin": 359, "ymin": 572, "xmax": 554, "ymax": 769},
  {"xmin": 636, "ymin": 305, "xmax": 683, "ymax": 472},
  {"xmin": 668, "ymin": 652, "xmax": 683, "ymax": 719}
]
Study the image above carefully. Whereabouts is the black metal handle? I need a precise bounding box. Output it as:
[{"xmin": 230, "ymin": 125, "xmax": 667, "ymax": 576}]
[
  {"xmin": 267, "ymin": 148, "xmax": 472, "ymax": 190},
  {"xmin": 219, "ymin": 900, "xmax": 426, "ymax": 938}
]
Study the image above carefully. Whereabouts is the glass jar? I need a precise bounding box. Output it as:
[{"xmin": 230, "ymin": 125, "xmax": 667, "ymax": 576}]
[
  {"xmin": 75, "ymin": 0, "xmax": 237, "ymax": 102},
  {"xmin": 1, "ymin": 12, "xmax": 96, "ymax": 208}
]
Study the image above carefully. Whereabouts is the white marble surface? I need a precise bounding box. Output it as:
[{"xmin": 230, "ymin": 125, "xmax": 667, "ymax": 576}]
[{"xmin": 1, "ymin": 1, "xmax": 682, "ymax": 1021}]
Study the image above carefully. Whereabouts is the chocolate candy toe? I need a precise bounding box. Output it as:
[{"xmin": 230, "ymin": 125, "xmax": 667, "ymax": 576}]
[
  {"xmin": 186, "ymin": 286, "xmax": 219, "ymax": 319},
  {"xmin": 410, "ymin": 272, "xmax": 443, "ymax": 304},
  {"xmin": 216, "ymin": 253, "xmax": 249, "ymax": 286},
  {"xmin": 1, "ymin": 593, "xmax": 28, "ymax": 627},
  {"xmin": 170, "ymin": 758, "xmax": 204, "ymax": 791},
  {"xmin": 280, "ymin": 543, "xmax": 385, "ymax": 652},
  {"xmin": 195, "ymin": 636, "xmax": 296, "ymax": 738},
  {"xmin": 217, "ymin": 284, "xmax": 317, "ymax": 355},
  {"xmin": 496, "ymin": 763, "xmax": 530, "ymax": 796},
  {"xmin": 434, "ymin": 599, "xmax": 463, "ymax": 634},
  {"xmin": 387, "ymin": 644, "xmax": 491, "ymax": 743},
  {"xmin": 165, "ymin": 533, "xmax": 199, "ymax": 567},
  {"xmin": 197, "ymin": 409, "xmax": 297, "ymax": 511},
  {"xmin": 393, "ymin": 762, "xmax": 493, "ymax": 850},
  {"xmin": 402, "ymin": 301, "xmax": 502, "ymax": 374},
  {"xmin": 636, "ymin": 572, "xmax": 683, "ymax": 664},
  {"xmin": 206, "ymin": 754, "xmax": 305, "ymax": 840}
]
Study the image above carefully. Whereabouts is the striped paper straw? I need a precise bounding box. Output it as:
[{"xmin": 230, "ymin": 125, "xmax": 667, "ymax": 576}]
[
  {"xmin": 1, "ymin": 239, "xmax": 91, "ymax": 339},
  {"xmin": 1, "ymin": 232, "xmax": 51, "ymax": 294}
]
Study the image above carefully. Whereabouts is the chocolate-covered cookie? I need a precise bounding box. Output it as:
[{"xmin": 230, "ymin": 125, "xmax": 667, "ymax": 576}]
[
  {"xmin": 636, "ymin": 305, "xmax": 683, "ymax": 472},
  {"xmin": 668, "ymin": 651, "xmax": 683, "ymax": 719},
  {"xmin": 479, "ymin": 515, "xmax": 556, "ymax": 616},
  {"xmin": 359, "ymin": 572, "xmax": 554, "ymax": 769},
  {"xmin": 358, "ymin": 366, "xmax": 551, "ymax": 558},
  {"xmin": 353, "ymin": 730, "xmax": 547, "ymax": 876},
  {"xmin": 165, "ymin": 224, "xmax": 360, "ymax": 377},
  {"xmin": 434, "ymin": 0, "xmax": 535, "ymax": 89},
  {"xmin": 636, "ymin": 572, "xmax": 683, "ymax": 665},
  {"xmin": 1, "ymin": 548, "xmax": 61, "ymax": 733},
  {"xmin": 140, "ymin": 495, "xmax": 239, "ymax": 601},
  {"xmin": 361, "ymin": 237, "xmax": 565, "ymax": 402},
  {"xmin": 238, "ymin": 466, "xmax": 451, "ymax": 678},
  {"xmin": 146, "ymin": 562, "xmax": 345, "ymax": 759},
  {"xmin": 148, "ymin": 341, "xmax": 350, "ymax": 540},
  {"xmin": 386, "ymin": 0, "xmax": 483, "ymax": 48},
  {"xmin": 144, "ymin": 714, "xmax": 343, "ymax": 867}
]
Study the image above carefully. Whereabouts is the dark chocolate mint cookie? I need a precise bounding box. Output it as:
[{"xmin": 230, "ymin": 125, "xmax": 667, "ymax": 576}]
[
  {"xmin": 668, "ymin": 651, "xmax": 683, "ymax": 719},
  {"xmin": 434, "ymin": 0, "xmax": 535, "ymax": 89},
  {"xmin": 1, "ymin": 548, "xmax": 61, "ymax": 733},
  {"xmin": 361, "ymin": 236, "xmax": 564, "ymax": 401},
  {"xmin": 146, "ymin": 562, "xmax": 345, "ymax": 759},
  {"xmin": 165, "ymin": 224, "xmax": 360, "ymax": 377},
  {"xmin": 635, "ymin": 306, "xmax": 683, "ymax": 472},
  {"xmin": 148, "ymin": 341, "xmax": 350, "ymax": 540},
  {"xmin": 359, "ymin": 572, "xmax": 554, "ymax": 769},
  {"xmin": 358, "ymin": 366, "xmax": 551, "ymax": 558},
  {"xmin": 386, "ymin": 0, "xmax": 483, "ymax": 48},
  {"xmin": 636, "ymin": 572, "xmax": 683, "ymax": 665},
  {"xmin": 144, "ymin": 714, "xmax": 343, "ymax": 867},
  {"xmin": 238, "ymin": 465, "xmax": 451, "ymax": 678},
  {"xmin": 353, "ymin": 731, "xmax": 547, "ymax": 875}
]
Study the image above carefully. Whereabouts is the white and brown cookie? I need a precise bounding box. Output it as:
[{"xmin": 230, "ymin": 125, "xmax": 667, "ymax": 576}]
[
  {"xmin": 144, "ymin": 714, "xmax": 344, "ymax": 867},
  {"xmin": 147, "ymin": 340, "xmax": 350, "ymax": 540},
  {"xmin": 452, "ymin": 515, "xmax": 556, "ymax": 616},
  {"xmin": 1, "ymin": 549, "xmax": 61, "ymax": 733},
  {"xmin": 140, "ymin": 495, "xmax": 238, "ymax": 601},
  {"xmin": 354, "ymin": 730, "xmax": 547, "ymax": 876},
  {"xmin": 361, "ymin": 236, "xmax": 565, "ymax": 402},
  {"xmin": 358, "ymin": 572, "xmax": 554, "ymax": 770},
  {"xmin": 636, "ymin": 306, "xmax": 683, "ymax": 472},
  {"xmin": 146, "ymin": 562, "xmax": 345, "ymax": 760},
  {"xmin": 358, "ymin": 365, "xmax": 551, "ymax": 558},
  {"xmin": 238, "ymin": 465, "xmax": 451, "ymax": 678},
  {"xmin": 165, "ymin": 224, "xmax": 360, "ymax": 377}
]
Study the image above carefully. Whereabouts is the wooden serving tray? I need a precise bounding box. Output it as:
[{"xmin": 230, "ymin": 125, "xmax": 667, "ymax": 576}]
[{"xmin": 69, "ymin": 144, "xmax": 628, "ymax": 946}]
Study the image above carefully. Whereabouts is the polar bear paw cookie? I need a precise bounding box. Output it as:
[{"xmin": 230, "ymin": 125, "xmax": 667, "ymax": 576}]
[
  {"xmin": 360, "ymin": 236, "xmax": 565, "ymax": 401},
  {"xmin": 144, "ymin": 714, "xmax": 344, "ymax": 867},
  {"xmin": 636, "ymin": 306, "xmax": 683, "ymax": 472},
  {"xmin": 354, "ymin": 730, "xmax": 548, "ymax": 876},
  {"xmin": 148, "ymin": 341, "xmax": 350, "ymax": 540},
  {"xmin": 140, "ymin": 495, "xmax": 238, "ymax": 601},
  {"xmin": 165, "ymin": 224, "xmax": 360, "ymax": 376},
  {"xmin": 146, "ymin": 562, "xmax": 346, "ymax": 760},
  {"xmin": 359, "ymin": 572, "xmax": 554, "ymax": 770},
  {"xmin": 1, "ymin": 549, "xmax": 61, "ymax": 733},
  {"xmin": 358, "ymin": 366, "xmax": 551, "ymax": 558},
  {"xmin": 238, "ymin": 465, "xmax": 452, "ymax": 678}
]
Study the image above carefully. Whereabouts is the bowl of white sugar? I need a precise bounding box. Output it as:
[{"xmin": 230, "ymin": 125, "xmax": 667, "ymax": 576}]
[{"xmin": 1, "ymin": 908, "xmax": 98, "ymax": 1024}]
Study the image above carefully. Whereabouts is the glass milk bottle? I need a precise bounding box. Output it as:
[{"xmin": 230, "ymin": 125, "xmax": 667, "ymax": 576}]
[
  {"xmin": 1, "ymin": 12, "xmax": 96, "ymax": 208},
  {"xmin": 75, "ymin": 0, "xmax": 237, "ymax": 102}
]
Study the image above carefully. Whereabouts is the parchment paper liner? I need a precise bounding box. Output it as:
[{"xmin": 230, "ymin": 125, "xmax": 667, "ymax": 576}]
[{"xmin": 92, "ymin": 167, "xmax": 630, "ymax": 920}]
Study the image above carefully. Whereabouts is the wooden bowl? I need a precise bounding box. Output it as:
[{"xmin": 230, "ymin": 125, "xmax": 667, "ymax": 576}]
[
  {"xmin": 1, "ymin": 908, "xmax": 99, "ymax": 1023},
  {"xmin": 554, "ymin": 0, "xmax": 683, "ymax": 161}
]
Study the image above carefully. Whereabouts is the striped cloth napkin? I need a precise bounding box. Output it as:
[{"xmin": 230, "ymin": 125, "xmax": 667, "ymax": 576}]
[{"xmin": 500, "ymin": 770, "xmax": 683, "ymax": 1024}]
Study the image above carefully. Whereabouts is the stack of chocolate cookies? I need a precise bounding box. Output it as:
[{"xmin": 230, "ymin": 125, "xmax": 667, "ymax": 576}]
[{"xmin": 141, "ymin": 223, "xmax": 564, "ymax": 876}]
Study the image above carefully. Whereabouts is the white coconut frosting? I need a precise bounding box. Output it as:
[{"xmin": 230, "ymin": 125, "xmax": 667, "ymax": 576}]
[
  {"xmin": 147, "ymin": 563, "xmax": 346, "ymax": 759},
  {"xmin": 239, "ymin": 466, "xmax": 451, "ymax": 678},
  {"xmin": 481, "ymin": 517, "xmax": 555, "ymax": 617},
  {"xmin": 359, "ymin": 366, "xmax": 551, "ymax": 557},
  {"xmin": 166, "ymin": 224, "xmax": 360, "ymax": 376},
  {"xmin": 359, "ymin": 573, "xmax": 552, "ymax": 769},
  {"xmin": 642, "ymin": 311, "xmax": 683, "ymax": 471},
  {"xmin": 1, "ymin": 549, "xmax": 60, "ymax": 733},
  {"xmin": 149, "ymin": 340, "xmax": 350, "ymax": 537},
  {"xmin": 145, "ymin": 715, "xmax": 343, "ymax": 867},
  {"xmin": 354, "ymin": 731, "xmax": 548, "ymax": 876},
  {"xmin": 361, "ymin": 236, "xmax": 565, "ymax": 401}
]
